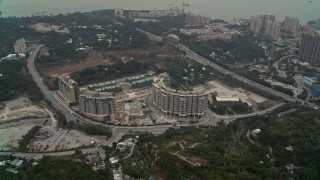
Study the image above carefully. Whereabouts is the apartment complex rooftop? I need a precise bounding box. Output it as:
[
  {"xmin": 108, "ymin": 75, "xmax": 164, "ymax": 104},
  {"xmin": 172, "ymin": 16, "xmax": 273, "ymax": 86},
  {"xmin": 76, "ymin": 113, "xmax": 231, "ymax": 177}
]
[
  {"xmin": 152, "ymin": 73, "xmax": 206, "ymax": 96},
  {"xmin": 85, "ymin": 71, "xmax": 155, "ymax": 93},
  {"xmin": 59, "ymin": 74, "xmax": 78, "ymax": 86},
  {"xmin": 80, "ymin": 90, "xmax": 113, "ymax": 99}
]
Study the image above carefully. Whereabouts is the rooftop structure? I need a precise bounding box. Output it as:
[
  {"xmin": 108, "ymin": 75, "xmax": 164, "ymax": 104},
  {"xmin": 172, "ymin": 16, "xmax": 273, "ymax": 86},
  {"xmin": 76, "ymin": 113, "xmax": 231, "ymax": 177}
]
[
  {"xmin": 1, "ymin": 54, "xmax": 26, "ymax": 61},
  {"xmin": 152, "ymin": 73, "xmax": 208, "ymax": 118},
  {"xmin": 86, "ymin": 71, "xmax": 155, "ymax": 93},
  {"xmin": 310, "ymin": 83, "xmax": 320, "ymax": 98}
]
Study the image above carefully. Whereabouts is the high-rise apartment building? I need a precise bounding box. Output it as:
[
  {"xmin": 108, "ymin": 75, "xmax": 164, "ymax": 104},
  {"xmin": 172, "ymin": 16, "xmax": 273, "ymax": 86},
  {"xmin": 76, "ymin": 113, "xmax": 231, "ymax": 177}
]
[
  {"xmin": 249, "ymin": 16, "xmax": 262, "ymax": 34},
  {"xmin": 299, "ymin": 34, "xmax": 320, "ymax": 65},
  {"xmin": 259, "ymin": 14, "xmax": 276, "ymax": 30},
  {"xmin": 265, "ymin": 21, "xmax": 281, "ymax": 41},
  {"xmin": 114, "ymin": 9, "xmax": 124, "ymax": 18},
  {"xmin": 58, "ymin": 75, "xmax": 79, "ymax": 106},
  {"xmin": 283, "ymin": 16, "xmax": 299, "ymax": 33},
  {"xmin": 79, "ymin": 91, "xmax": 116, "ymax": 121},
  {"xmin": 186, "ymin": 12, "xmax": 211, "ymax": 26},
  {"xmin": 269, "ymin": 14, "xmax": 276, "ymax": 21},
  {"xmin": 152, "ymin": 73, "xmax": 208, "ymax": 118},
  {"xmin": 14, "ymin": 38, "xmax": 27, "ymax": 54}
]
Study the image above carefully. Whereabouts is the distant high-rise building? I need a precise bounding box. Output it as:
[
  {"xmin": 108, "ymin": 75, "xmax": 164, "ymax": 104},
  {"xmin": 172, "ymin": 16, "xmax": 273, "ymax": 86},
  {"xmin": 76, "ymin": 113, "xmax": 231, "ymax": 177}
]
[
  {"xmin": 265, "ymin": 21, "xmax": 281, "ymax": 41},
  {"xmin": 299, "ymin": 34, "xmax": 320, "ymax": 65},
  {"xmin": 114, "ymin": 9, "xmax": 124, "ymax": 18},
  {"xmin": 283, "ymin": 16, "xmax": 299, "ymax": 33},
  {"xmin": 186, "ymin": 12, "xmax": 210, "ymax": 26},
  {"xmin": 259, "ymin": 14, "xmax": 276, "ymax": 30},
  {"xmin": 269, "ymin": 14, "xmax": 276, "ymax": 21},
  {"xmin": 249, "ymin": 16, "xmax": 262, "ymax": 33},
  {"xmin": 129, "ymin": 11, "xmax": 139, "ymax": 18}
]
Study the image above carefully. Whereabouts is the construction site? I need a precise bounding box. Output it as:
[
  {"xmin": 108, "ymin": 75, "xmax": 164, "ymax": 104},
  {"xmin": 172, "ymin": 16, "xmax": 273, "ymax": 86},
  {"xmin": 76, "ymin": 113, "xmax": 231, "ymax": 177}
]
[{"xmin": 0, "ymin": 97, "xmax": 108, "ymax": 152}]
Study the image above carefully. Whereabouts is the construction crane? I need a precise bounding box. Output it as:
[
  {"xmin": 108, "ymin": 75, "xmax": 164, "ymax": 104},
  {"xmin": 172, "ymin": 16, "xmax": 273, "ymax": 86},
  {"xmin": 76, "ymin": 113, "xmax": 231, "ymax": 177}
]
[
  {"xmin": 183, "ymin": 2, "xmax": 190, "ymax": 7},
  {"xmin": 182, "ymin": 2, "xmax": 190, "ymax": 12}
]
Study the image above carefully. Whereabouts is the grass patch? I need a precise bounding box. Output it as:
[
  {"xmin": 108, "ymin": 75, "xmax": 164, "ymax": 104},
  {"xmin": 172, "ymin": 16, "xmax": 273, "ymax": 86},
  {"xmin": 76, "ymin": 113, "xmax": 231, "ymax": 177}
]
[{"xmin": 18, "ymin": 125, "xmax": 41, "ymax": 152}]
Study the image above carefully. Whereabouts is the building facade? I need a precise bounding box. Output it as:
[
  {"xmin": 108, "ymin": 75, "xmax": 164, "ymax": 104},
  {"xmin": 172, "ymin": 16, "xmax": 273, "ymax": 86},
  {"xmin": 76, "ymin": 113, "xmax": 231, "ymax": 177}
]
[
  {"xmin": 265, "ymin": 21, "xmax": 281, "ymax": 41},
  {"xmin": 283, "ymin": 16, "xmax": 299, "ymax": 34},
  {"xmin": 249, "ymin": 16, "xmax": 262, "ymax": 34},
  {"xmin": 128, "ymin": 8, "xmax": 184, "ymax": 19},
  {"xmin": 79, "ymin": 91, "xmax": 116, "ymax": 121},
  {"xmin": 114, "ymin": 9, "xmax": 124, "ymax": 18},
  {"xmin": 299, "ymin": 34, "xmax": 320, "ymax": 65},
  {"xmin": 58, "ymin": 75, "xmax": 79, "ymax": 106},
  {"xmin": 14, "ymin": 38, "xmax": 27, "ymax": 54},
  {"xmin": 152, "ymin": 73, "xmax": 208, "ymax": 118},
  {"xmin": 259, "ymin": 14, "xmax": 276, "ymax": 30},
  {"xmin": 186, "ymin": 12, "xmax": 211, "ymax": 26}
]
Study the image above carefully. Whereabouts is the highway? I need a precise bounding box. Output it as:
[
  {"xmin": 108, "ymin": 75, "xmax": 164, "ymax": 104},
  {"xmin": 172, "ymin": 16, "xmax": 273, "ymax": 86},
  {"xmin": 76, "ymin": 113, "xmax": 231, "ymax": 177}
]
[
  {"xmin": 179, "ymin": 45, "xmax": 320, "ymax": 110},
  {"xmin": 136, "ymin": 28, "xmax": 320, "ymax": 110}
]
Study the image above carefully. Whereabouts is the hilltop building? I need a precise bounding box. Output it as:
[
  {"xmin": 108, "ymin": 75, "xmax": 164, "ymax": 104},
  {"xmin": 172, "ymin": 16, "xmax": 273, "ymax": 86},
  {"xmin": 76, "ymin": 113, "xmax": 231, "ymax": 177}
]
[
  {"xmin": 298, "ymin": 34, "xmax": 320, "ymax": 65},
  {"xmin": 14, "ymin": 38, "xmax": 27, "ymax": 54},
  {"xmin": 114, "ymin": 9, "xmax": 124, "ymax": 18},
  {"xmin": 79, "ymin": 91, "xmax": 116, "ymax": 122},
  {"xmin": 128, "ymin": 8, "xmax": 184, "ymax": 19},
  {"xmin": 185, "ymin": 12, "xmax": 211, "ymax": 26},
  {"xmin": 58, "ymin": 75, "xmax": 79, "ymax": 106},
  {"xmin": 152, "ymin": 73, "xmax": 208, "ymax": 118}
]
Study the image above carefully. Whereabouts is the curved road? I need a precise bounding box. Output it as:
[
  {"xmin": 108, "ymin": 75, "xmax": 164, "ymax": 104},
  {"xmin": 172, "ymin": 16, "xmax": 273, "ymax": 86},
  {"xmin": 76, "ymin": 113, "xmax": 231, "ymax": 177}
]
[{"xmin": 26, "ymin": 46, "xmax": 173, "ymax": 135}]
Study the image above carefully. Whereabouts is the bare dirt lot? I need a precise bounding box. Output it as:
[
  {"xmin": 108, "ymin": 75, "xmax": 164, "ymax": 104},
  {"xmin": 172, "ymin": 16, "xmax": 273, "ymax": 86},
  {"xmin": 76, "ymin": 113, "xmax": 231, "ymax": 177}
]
[
  {"xmin": 193, "ymin": 81, "xmax": 267, "ymax": 105},
  {"xmin": 39, "ymin": 44, "xmax": 179, "ymax": 76},
  {"xmin": 30, "ymin": 23, "xmax": 70, "ymax": 33},
  {"xmin": 0, "ymin": 97, "xmax": 48, "ymax": 122},
  {"xmin": 186, "ymin": 156, "xmax": 209, "ymax": 166},
  {"xmin": 0, "ymin": 117, "xmax": 108, "ymax": 152},
  {"xmin": 0, "ymin": 121, "xmax": 42, "ymax": 151}
]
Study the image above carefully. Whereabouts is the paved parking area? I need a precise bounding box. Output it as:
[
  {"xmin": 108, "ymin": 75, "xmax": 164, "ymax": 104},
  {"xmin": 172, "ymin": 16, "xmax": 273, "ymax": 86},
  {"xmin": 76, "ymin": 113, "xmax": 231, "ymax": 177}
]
[{"xmin": 29, "ymin": 126, "xmax": 107, "ymax": 152}]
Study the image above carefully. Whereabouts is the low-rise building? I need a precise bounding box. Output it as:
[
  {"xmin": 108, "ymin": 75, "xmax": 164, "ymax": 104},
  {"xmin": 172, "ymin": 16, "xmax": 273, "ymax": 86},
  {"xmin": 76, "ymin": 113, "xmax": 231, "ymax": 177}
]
[
  {"xmin": 304, "ymin": 76, "xmax": 320, "ymax": 86},
  {"xmin": 310, "ymin": 83, "xmax": 320, "ymax": 98}
]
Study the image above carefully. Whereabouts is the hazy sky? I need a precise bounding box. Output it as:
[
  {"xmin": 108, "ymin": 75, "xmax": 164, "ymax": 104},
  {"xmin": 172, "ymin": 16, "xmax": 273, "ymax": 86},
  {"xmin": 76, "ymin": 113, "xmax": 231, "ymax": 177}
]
[{"xmin": 0, "ymin": 0, "xmax": 319, "ymax": 23}]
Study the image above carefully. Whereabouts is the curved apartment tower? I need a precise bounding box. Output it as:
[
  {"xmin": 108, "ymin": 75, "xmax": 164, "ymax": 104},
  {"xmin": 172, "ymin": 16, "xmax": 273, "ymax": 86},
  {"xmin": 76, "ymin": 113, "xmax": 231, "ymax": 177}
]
[{"xmin": 152, "ymin": 73, "xmax": 208, "ymax": 118}]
